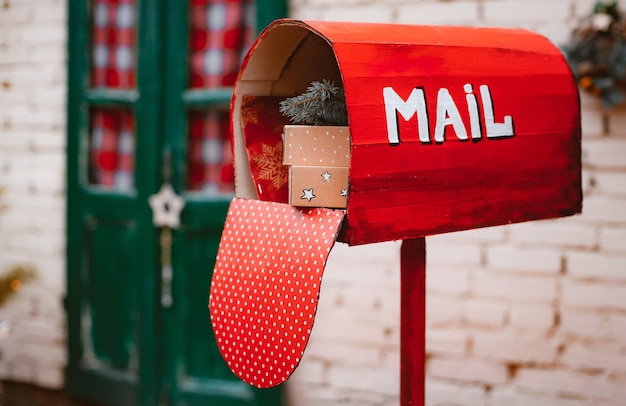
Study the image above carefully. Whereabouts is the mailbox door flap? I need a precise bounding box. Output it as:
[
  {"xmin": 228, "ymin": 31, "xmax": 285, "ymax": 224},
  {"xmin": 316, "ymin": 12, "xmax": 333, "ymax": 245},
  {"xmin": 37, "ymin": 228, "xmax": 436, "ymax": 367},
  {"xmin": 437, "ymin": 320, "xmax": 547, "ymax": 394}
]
[{"xmin": 209, "ymin": 198, "xmax": 345, "ymax": 388}]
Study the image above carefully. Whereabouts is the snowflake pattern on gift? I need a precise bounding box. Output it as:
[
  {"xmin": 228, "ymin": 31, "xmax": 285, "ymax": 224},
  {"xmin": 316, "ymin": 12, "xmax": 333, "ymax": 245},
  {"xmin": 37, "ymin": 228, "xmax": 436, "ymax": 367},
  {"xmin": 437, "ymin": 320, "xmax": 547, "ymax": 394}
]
[
  {"xmin": 241, "ymin": 96, "xmax": 287, "ymax": 134},
  {"xmin": 252, "ymin": 143, "xmax": 288, "ymax": 190},
  {"xmin": 240, "ymin": 96, "xmax": 291, "ymax": 203}
]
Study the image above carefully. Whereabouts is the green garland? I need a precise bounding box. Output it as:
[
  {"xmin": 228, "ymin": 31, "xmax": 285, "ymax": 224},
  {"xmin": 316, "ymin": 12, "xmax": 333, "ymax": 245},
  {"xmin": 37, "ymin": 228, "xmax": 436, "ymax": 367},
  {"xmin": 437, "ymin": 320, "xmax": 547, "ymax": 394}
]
[
  {"xmin": 0, "ymin": 188, "xmax": 36, "ymax": 307},
  {"xmin": 0, "ymin": 266, "xmax": 36, "ymax": 307},
  {"xmin": 562, "ymin": 1, "xmax": 626, "ymax": 108}
]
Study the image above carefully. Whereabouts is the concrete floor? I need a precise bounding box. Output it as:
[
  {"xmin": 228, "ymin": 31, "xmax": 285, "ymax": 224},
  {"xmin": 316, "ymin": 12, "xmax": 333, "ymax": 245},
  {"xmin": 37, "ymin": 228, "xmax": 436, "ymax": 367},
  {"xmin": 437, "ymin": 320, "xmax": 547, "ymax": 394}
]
[{"xmin": 0, "ymin": 381, "xmax": 97, "ymax": 406}]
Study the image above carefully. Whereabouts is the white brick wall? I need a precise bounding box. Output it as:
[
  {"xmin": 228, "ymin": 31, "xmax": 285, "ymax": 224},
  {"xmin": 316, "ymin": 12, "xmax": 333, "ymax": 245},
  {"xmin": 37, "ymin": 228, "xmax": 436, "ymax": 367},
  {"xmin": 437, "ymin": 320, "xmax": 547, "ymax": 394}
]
[
  {"xmin": 3, "ymin": 0, "xmax": 626, "ymax": 405},
  {"xmin": 0, "ymin": 0, "xmax": 67, "ymax": 389}
]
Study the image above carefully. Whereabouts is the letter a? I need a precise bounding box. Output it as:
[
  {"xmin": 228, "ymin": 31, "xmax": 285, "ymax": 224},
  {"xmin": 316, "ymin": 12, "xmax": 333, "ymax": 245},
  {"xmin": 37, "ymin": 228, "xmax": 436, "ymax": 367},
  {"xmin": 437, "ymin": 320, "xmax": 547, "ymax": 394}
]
[
  {"xmin": 383, "ymin": 87, "xmax": 429, "ymax": 145},
  {"xmin": 480, "ymin": 85, "xmax": 515, "ymax": 138},
  {"xmin": 434, "ymin": 88, "xmax": 468, "ymax": 142}
]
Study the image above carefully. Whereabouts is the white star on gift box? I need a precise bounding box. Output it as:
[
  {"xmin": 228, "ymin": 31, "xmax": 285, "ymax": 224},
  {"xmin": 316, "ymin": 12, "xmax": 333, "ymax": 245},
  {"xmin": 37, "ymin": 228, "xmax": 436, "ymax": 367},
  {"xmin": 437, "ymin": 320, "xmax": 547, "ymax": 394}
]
[
  {"xmin": 149, "ymin": 183, "xmax": 185, "ymax": 228},
  {"xmin": 321, "ymin": 170, "xmax": 332, "ymax": 182},
  {"xmin": 301, "ymin": 188, "xmax": 316, "ymax": 202}
]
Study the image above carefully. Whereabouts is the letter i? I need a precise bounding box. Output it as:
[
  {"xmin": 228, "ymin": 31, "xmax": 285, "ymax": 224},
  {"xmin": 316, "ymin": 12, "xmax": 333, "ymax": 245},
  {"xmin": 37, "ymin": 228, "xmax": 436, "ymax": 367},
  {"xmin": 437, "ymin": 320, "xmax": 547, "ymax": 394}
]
[{"xmin": 464, "ymin": 84, "xmax": 481, "ymax": 140}]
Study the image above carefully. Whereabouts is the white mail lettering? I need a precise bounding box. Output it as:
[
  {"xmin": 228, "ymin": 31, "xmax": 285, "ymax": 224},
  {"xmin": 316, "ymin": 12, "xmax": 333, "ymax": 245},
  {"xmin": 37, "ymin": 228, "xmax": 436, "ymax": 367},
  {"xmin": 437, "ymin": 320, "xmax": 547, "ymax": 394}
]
[{"xmin": 383, "ymin": 84, "xmax": 515, "ymax": 145}]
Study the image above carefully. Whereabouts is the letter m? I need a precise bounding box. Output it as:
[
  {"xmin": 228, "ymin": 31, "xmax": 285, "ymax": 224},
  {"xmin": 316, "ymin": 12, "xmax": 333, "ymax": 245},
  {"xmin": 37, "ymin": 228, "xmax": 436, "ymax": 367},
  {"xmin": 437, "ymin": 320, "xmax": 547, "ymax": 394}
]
[{"xmin": 383, "ymin": 87, "xmax": 429, "ymax": 145}]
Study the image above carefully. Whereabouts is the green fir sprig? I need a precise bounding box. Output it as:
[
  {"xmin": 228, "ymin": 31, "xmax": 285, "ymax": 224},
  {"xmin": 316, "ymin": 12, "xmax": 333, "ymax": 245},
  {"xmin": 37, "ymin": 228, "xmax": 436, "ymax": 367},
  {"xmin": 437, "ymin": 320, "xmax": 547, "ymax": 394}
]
[{"xmin": 279, "ymin": 80, "xmax": 348, "ymax": 126}]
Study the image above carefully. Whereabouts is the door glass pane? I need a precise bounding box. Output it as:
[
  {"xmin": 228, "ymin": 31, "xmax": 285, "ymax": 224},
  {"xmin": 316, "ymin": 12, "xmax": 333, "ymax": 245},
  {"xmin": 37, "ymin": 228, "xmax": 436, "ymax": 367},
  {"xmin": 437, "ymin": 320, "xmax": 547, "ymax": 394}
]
[
  {"xmin": 187, "ymin": 110, "xmax": 234, "ymax": 195},
  {"xmin": 188, "ymin": 0, "xmax": 255, "ymax": 89},
  {"xmin": 186, "ymin": 0, "xmax": 255, "ymax": 194},
  {"xmin": 91, "ymin": 0, "xmax": 136, "ymax": 89},
  {"xmin": 89, "ymin": 108, "xmax": 135, "ymax": 191}
]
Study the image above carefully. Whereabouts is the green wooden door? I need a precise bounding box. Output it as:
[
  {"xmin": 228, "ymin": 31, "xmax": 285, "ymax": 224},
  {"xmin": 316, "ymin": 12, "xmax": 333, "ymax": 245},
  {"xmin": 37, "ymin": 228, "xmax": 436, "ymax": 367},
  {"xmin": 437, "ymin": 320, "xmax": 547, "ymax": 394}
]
[{"xmin": 66, "ymin": 2, "xmax": 286, "ymax": 405}]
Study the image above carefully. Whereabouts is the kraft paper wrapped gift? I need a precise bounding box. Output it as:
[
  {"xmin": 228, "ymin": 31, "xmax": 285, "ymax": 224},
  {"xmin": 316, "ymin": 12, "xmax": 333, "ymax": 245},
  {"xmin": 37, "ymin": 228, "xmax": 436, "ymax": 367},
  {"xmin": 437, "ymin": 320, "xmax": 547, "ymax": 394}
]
[
  {"xmin": 282, "ymin": 125, "xmax": 350, "ymax": 208},
  {"xmin": 283, "ymin": 125, "xmax": 350, "ymax": 166},
  {"xmin": 289, "ymin": 166, "xmax": 349, "ymax": 208}
]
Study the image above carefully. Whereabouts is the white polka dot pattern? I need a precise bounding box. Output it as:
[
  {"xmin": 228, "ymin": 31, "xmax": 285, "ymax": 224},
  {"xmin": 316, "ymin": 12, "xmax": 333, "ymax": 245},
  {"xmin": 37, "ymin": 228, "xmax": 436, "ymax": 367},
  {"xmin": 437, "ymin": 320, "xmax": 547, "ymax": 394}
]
[
  {"xmin": 283, "ymin": 125, "xmax": 350, "ymax": 167},
  {"xmin": 209, "ymin": 198, "xmax": 346, "ymax": 388}
]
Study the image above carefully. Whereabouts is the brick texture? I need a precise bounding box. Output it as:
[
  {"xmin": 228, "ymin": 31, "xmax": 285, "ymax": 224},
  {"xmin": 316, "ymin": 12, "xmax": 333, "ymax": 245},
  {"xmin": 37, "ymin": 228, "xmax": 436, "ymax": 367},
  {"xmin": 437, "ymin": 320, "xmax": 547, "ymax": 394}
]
[
  {"xmin": 3, "ymin": 0, "xmax": 626, "ymax": 405},
  {"xmin": 0, "ymin": 0, "xmax": 66, "ymax": 390}
]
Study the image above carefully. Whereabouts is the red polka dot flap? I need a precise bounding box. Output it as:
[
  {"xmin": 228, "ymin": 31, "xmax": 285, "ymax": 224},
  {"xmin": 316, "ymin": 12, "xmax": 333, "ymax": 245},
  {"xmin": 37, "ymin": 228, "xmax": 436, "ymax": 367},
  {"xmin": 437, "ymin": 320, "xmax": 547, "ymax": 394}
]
[{"xmin": 209, "ymin": 198, "xmax": 346, "ymax": 388}]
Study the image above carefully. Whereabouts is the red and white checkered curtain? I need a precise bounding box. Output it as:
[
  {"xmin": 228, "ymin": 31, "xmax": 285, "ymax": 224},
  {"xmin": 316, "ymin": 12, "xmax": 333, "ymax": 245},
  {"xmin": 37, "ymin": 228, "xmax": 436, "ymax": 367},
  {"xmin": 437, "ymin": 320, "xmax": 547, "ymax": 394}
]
[
  {"xmin": 187, "ymin": 110, "xmax": 234, "ymax": 194},
  {"xmin": 90, "ymin": 109, "xmax": 135, "ymax": 191},
  {"xmin": 89, "ymin": 0, "xmax": 136, "ymax": 190},
  {"xmin": 87, "ymin": 0, "xmax": 253, "ymax": 193},
  {"xmin": 91, "ymin": 0, "xmax": 136, "ymax": 89},
  {"xmin": 188, "ymin": 0, "xmax": 254, "ymax": 89},
  {"xmin": 187, "ymin": 0, "xmax": 254, "ymax": 193}
]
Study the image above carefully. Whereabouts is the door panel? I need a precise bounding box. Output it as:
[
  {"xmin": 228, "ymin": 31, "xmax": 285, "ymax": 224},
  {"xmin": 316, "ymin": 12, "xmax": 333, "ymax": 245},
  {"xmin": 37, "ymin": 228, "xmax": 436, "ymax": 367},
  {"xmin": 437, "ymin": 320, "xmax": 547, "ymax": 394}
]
[
  {"xmin": 67, "ymin": 1, "xmax": 159, "ymax": 404},
  {"xmin": 68, "ymin": 209, "xmax": 146, "ymax": 405},
  {"xmin": 178, "ymin": 227, "xmax": 227, "ymax": 379},
  {"xmin": 83, "ymin": 218, "xmax": 140, "ymax": 371}
]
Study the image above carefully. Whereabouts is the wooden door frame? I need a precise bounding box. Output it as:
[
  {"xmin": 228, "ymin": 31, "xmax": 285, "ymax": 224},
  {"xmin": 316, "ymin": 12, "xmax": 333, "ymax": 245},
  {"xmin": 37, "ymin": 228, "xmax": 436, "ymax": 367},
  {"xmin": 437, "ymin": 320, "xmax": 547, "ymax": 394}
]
[{"xmin": 66, "ymin": 0, "xmax": 163, "ymax": 404}]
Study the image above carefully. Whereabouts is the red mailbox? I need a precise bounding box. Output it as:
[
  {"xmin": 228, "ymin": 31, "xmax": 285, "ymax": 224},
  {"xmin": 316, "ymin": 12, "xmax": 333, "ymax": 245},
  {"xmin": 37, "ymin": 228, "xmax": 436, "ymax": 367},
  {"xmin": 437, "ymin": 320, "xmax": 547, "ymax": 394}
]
[{"xmin": 210, "ymin": 19, "xmax": 581, "ymax": 398}]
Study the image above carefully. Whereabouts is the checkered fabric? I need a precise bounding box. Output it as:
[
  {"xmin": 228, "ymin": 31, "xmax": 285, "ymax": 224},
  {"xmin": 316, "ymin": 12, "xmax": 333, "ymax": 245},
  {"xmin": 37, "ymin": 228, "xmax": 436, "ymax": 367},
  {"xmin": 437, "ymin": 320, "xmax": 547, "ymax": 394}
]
[
  {"xmin": 88, "ymin": 0, "xmax": 251, "ymax": 192},
  {"xmin": 91, "ymin": 0, "xmax": 136, "ymax": 89},
  {"xmin": 187, "ymin": 110, "xmax": 235, "ymax": 194},
  {"xmin": 187, "ymin": 0, "xmax": 254, "ymax": 193},
  {"xmin": 188, "ymin": 0, "xmax": 254, "ymax": 88},
  {"xmin": 90, "ymin": 109, "xmax": 135, "ymax": 191}
]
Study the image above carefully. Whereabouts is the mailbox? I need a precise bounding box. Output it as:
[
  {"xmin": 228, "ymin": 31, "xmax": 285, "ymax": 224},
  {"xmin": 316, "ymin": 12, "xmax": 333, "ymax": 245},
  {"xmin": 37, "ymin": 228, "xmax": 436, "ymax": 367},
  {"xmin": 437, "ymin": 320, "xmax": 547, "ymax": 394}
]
[{"xmin": 210, "ymin": 19, "xmax": 581, "ymax": 390}]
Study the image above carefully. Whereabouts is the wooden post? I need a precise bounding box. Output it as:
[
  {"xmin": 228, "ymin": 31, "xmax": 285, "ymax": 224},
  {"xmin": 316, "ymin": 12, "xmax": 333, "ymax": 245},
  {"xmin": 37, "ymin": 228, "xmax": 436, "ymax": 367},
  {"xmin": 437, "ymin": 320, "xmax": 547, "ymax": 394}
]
[{"xmin": 400, "ymin": 237, "xmax": 426, "ymax": 406}]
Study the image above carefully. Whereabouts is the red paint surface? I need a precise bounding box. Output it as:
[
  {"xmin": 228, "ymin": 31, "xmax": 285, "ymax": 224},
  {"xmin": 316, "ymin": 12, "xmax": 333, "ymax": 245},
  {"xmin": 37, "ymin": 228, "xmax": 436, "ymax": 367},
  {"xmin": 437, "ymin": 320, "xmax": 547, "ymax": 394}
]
[
  {"xmin": 331, "ymin": 26, "xmax": 580, "ymax": 245},
  {"xmin": 241, "ymin": 20, "xmax": 581, "ymax": 245},
  {"xmin": 401, "ymin": 238, "xmax": 426, "ymax": 406},
  {"xmin": 209, "ymin": 198, "xmax": 345, "ymax": 388},
  {"xmin": 227, "ymin": 20, "xmax": 583, "ymax": 398}
]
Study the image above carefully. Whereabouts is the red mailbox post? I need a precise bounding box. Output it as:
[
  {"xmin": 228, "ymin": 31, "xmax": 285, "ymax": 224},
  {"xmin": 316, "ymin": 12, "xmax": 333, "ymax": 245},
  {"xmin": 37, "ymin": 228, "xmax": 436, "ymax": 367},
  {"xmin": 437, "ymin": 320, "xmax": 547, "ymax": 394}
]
[{"xmin": 209, "ymin": 19, "xmax": 581, "ymax": 404}]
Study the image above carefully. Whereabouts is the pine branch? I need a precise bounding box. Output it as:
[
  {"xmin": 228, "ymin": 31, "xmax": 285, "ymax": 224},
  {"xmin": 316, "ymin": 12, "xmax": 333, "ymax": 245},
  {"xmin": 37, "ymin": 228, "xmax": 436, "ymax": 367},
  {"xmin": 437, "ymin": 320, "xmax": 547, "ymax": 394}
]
[{"xmin": 279, "ymin": 80, "xmax": 348, "ymax": 126}]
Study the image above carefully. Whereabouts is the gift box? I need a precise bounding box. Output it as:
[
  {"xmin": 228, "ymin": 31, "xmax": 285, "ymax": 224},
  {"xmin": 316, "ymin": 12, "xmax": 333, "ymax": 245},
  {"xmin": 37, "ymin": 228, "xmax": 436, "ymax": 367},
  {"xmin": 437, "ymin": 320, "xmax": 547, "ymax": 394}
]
[
  {"xmin": 283, "ymin": 125, "xmax": 350, "ymax": 166},
  {"xmin": 282, "ymin": 125, "xmax": 350, "ymax": 208},
  {"xmin": 289, "ymin": 165, "xmax": 348, "ymax": 208}
]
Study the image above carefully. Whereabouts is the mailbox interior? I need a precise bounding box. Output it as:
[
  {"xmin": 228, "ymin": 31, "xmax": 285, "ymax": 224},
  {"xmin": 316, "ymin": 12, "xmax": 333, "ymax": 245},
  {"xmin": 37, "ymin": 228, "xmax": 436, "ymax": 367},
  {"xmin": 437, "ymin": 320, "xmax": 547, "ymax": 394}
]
[{"xmin": 232, "ymin": 23, "xmax": 343, "ymax": 202}]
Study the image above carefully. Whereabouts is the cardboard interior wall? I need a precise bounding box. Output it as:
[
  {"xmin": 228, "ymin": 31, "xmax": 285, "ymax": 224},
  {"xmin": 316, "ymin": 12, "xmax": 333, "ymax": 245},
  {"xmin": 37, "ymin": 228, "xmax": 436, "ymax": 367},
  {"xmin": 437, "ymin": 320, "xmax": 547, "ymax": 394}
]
[
  {"xmin": 231, "ymin": 19, "xmax": 582, "ymax": 246},
  {"xmin": 232, "ymin": 24, "xmax": 343, "ymax": 201}
]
